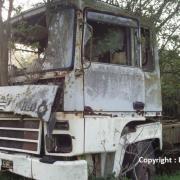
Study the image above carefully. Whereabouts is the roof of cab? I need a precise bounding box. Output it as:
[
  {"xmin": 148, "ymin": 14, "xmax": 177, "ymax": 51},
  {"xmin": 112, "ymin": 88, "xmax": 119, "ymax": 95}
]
[{"xmin": 11, "ymin": 0, "xmax": 137, "ymax": 24}]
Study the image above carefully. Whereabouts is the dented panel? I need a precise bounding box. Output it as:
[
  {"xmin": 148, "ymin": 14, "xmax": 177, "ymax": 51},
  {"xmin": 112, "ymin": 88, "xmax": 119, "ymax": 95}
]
[{"xmin": 0, "ymin": 85, "xmax": 58, "ymax": 122}]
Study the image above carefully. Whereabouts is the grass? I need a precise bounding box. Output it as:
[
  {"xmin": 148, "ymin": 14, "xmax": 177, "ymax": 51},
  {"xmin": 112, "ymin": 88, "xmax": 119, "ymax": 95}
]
[
  {"xmin": 89, "ymin": 172, "xmax": 180, "ymax": 180},
  {"xmin": 155, "ymin": 172, "xmax": 180, "ymax": 180},
  {"xmin": 0, "ymin": 172, "xmax": 25, "ymax": 180}
]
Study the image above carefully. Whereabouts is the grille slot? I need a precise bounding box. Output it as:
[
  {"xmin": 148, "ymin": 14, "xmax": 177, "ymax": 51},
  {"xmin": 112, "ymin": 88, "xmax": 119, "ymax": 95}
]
[
  {"xmin": 0, "ymin": 120, "xmax": 39, "ymax": 129},
  {"xmin": 0, "ymin": 115, "xmax": 42, "ymax": 154},
  {"xmin": 0, "ymin": 140, "xmax": 37, "ymax": 151}
]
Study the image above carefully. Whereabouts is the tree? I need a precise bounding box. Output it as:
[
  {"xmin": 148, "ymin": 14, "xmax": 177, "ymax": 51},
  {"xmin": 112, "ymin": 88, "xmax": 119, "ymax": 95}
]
[
  {"xmin": 0, "ymin": 0, "xmax": 14, "ymax": 85},
  {"xmin": 160, "ymin": 49, "xmax": 180, "ymax": 118},
  {"xmin": 102, "ymin": 0, "xmax": 179, "ymax": 50}
]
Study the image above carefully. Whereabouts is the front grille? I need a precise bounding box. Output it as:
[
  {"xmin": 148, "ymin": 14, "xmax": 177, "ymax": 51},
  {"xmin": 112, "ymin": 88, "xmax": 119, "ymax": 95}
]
[{"xmin": 0, "ymin": 113, "xmax": 42, "ymax": 154}]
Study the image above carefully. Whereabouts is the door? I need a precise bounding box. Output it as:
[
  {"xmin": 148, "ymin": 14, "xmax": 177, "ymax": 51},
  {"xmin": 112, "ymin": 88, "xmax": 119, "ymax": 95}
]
[{"xmin": 83, "ymin": 11, "xmax": 145, "ymax": 112}]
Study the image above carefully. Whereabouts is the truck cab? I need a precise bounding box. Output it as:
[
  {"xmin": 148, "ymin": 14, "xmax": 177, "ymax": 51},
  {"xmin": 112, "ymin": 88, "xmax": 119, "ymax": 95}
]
[{"xmin": 0, "ymin": 0, "xmax": 162, "ymax": 179}]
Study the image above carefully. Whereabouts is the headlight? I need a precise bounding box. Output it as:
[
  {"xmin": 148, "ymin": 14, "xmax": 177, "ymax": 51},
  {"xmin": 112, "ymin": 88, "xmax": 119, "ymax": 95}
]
[{"xmin": 46, "ymin": 134, "xmax": 72, "ymax": 153}]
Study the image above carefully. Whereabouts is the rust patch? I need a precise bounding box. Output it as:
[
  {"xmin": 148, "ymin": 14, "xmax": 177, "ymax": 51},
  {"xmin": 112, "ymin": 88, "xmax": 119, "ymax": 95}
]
[{"xmin": 84, "ymin": 106, "xmax": 113, "ymax": 117}]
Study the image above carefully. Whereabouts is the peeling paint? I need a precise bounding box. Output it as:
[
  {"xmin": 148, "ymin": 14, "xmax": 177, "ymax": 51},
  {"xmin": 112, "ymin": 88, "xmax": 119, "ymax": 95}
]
[
  {"xmin": 43, "ymin": 8, "xmax": 75, "ymax": 70},
  {"xmin": 0, "ymin": 85, "xmax": 58, "ymax": 122},
  {"xmin": 84, "ymin": 63, "xmax": 145, "ymax": 112}
]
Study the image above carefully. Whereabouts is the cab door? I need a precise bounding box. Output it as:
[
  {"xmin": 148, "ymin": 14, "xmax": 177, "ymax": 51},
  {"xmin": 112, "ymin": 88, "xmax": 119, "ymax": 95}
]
[{"xmin": 83, "ymin": 11, "xmax": 145, "ymax": 112}]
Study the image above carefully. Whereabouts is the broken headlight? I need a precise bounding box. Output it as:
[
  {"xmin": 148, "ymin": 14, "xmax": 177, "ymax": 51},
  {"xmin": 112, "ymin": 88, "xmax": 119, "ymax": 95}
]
[{"xmin": 46, "ymin": 134, "xmax": 72, "ymax": 153}]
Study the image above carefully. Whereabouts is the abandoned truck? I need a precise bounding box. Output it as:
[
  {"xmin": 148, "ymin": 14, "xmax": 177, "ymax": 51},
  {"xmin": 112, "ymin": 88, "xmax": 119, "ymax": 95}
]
[{"xmin": 0, "ymin": 0, "xmax": 162, "ymax": 179}]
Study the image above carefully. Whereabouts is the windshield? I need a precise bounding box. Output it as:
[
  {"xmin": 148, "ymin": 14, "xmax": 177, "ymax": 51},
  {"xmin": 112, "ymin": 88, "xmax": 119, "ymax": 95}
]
[
  {"xmin": 84, "ymin": 11, "xmax": 139, "ymax": 67},
  {"xmin": 9, "ymin": 8, "xmax": 75, "ymax": 76}
]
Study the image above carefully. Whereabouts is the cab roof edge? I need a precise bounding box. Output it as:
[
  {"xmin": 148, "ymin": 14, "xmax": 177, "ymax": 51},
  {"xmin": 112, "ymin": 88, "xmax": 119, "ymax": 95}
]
[
  {"xmin": 10, "ymin": 0, "xmax": 137, "ymax": 24},
  {"xmin": 11, "ymin": 5, "xmax": 46, "ymax": 24}
]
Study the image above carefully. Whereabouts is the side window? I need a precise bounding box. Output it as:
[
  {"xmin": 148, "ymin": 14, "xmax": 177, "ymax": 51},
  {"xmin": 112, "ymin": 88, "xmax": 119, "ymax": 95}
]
[
  {"xmin": 85, "ymin": 21, "xmax": 131, "ymax": 65},
  {"xmin": 141, "ymin": 28, "xmax": 154, "ymax": 70}
]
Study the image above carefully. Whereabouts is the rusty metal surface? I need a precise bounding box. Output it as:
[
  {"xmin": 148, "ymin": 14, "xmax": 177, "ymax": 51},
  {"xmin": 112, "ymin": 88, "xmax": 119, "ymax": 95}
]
[
  {"xmin": 84, "ymin": 63, "xmax": 145, "ymax": 111},
  {"xmin": 8, "ymin": 1, "xmax": 162, "ymax": 115},
  {"xmin": 87, "ymin": 11, "xmax": 138, "ymax": 27},
  {"xmin": 144, "ymin": 48, "xmax": 162, "ymax": 112},
  {"xmin": 0, "ymin": 85, "xmax": 58, "ymax": 122},
  {"xmin": 9, "ymin": 70, "xmax": 68, "ymax": 84},
  {"xmin": 63, "ymin": 11, "xmax": 84, "ymax": 112},
  {"xmin": 10, "ymin": 5, "xmax": 46, "ymax": 24},
  {"xmin": 44, "ymin": 8, "xmax": 75, "ymax": 70}
]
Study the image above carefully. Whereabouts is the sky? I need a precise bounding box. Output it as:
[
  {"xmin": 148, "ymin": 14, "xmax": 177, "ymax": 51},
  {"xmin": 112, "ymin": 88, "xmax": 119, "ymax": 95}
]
[
  {"xmin": 3, "ymin": 0, "xmax": 44, "ymax": 19},
  {"xmin": 14, "ymin": 0, "xmax": 44, "ymax": 10}
]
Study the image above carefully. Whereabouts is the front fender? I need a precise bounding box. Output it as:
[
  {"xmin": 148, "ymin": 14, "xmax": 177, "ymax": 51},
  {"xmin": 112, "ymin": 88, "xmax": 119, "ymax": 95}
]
[{"xmin": 113, "ymin": 122, "xmax": 162, "ymax": 177}]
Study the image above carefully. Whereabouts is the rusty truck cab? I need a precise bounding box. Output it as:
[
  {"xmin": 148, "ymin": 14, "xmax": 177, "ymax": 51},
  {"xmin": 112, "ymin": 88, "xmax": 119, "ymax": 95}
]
[
  {"xmin": 0, "ymin": 0, "xmax": 162, "ymax": 179},
  {"xmin": 9, "ymin": 0, "xmax": 162, "ymax": 116}
]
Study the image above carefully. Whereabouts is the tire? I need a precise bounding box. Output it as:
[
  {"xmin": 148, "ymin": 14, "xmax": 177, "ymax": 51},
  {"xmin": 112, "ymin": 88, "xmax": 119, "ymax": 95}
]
[{"xmin": 122, "ymin": 141, "xmax": 155, "ymax": 180}]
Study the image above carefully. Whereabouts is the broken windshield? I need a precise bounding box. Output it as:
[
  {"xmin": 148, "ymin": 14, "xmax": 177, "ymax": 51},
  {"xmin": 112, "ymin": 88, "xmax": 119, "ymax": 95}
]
[
  {"xmin": 9, "ymin": 8, "xmax": 75, "ymax": 76},
  {"xmin": 84, "ymin": 11, "xmax": 139, "ymax": 66}
]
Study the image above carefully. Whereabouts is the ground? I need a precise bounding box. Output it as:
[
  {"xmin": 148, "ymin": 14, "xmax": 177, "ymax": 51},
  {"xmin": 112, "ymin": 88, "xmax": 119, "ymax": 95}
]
[{"xmin": 1, "ymin": 172, "xmax": 180, "ymax": 180}]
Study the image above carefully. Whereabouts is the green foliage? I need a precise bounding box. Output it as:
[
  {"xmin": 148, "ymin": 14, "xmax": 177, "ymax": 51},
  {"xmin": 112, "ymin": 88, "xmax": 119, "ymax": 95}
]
[
  {"xmin": 95, "ymin": 29, "xmax": 123, "ymax": 55},
  {"xmin": 160, "ymin": 49, "xmax": 180, "ymax": 117},
  {"xmin": 13, "ymin": 5, "xmax": 23, "ymax": 16},
  {"xmin": 155, "ymin": 172, "xmax": 180, "ymax": 180},
  {"xmin": 12, "ymin": 20, "xmax": 42, "ymax": 50},
  {"xmin": 115, "ymin": 0, "xmax": 179, "ymax": 118}
]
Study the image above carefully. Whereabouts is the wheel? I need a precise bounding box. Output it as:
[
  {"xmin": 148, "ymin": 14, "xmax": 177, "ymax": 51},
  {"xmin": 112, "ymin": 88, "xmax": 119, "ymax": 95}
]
[{"xmin": 122, "ymin": 141, "xmax": 155, "ymax": 180}]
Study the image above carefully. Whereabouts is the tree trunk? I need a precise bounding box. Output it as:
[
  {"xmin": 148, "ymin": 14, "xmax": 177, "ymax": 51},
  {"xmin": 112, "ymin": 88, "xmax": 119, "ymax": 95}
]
[
  {"xmin": 0, "ymin": 0, "xmax": 14, "ymax": 86},
  {"xmin": 0, "ymin": 24, "xmax": 9, "ymax": 86}
]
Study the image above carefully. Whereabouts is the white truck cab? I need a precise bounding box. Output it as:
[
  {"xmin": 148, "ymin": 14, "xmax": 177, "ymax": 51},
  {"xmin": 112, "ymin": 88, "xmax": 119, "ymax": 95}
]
[{"xmin": 0, "ymin": 0, "xmax": 162, "ymax": 179}]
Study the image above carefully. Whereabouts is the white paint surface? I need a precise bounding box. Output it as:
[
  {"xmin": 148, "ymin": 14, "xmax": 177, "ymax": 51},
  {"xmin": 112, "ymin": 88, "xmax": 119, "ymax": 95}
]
[{"xmin": 0, "ymin": 85, "xmax": 58, "ymax": 122}]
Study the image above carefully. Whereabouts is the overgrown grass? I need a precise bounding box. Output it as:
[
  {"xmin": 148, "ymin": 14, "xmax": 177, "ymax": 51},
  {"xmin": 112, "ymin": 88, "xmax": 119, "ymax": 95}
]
[
  {"xmin": 0, "ymin": 172, "xmax": 180, "ymax": 180},
  {"xmin": 0, "ymin": 172, "xmax": 25, "ymax": 180},
  {"xmin": 89, "ymin": 172, "xmax": 180, "ymax": 180},
  {"xmin": 155, "ymin": 172, "xmax": 180, "ymax": 180}
]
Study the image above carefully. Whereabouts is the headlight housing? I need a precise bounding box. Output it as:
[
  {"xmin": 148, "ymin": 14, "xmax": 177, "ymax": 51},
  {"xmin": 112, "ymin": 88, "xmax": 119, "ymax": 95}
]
[{"xmin": 46, "ymin": 134, "xmax": 72, "ymax": 153}]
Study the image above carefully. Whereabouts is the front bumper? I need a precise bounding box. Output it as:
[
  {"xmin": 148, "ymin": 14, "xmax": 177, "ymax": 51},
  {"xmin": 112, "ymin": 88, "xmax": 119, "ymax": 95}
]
[{"xmin": 0, "ymin": 152, "xmax": 88, "ymax": 180}]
